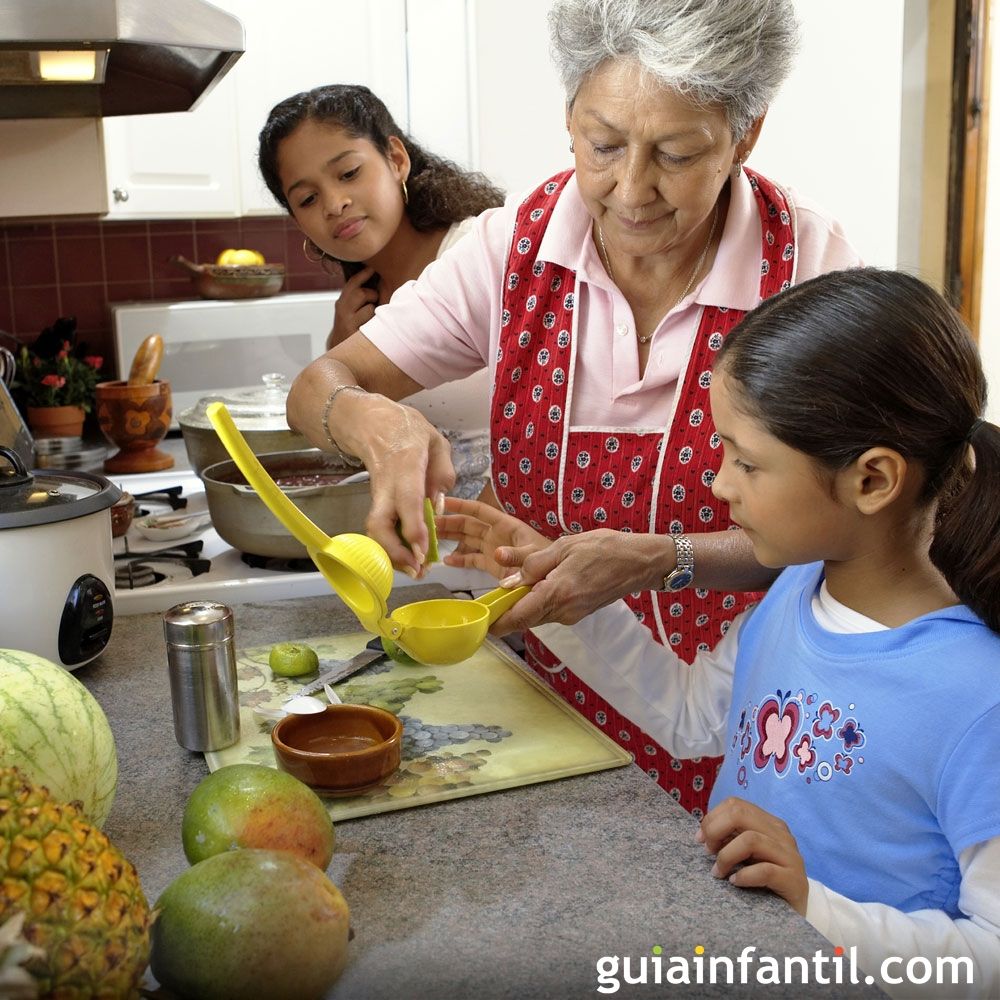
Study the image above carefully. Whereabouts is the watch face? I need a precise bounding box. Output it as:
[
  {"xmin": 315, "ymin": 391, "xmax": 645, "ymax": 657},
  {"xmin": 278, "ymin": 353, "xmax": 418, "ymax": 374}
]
[{"xmin": 665, "ymin": 569, "xmax": 694, "ymax": 592}]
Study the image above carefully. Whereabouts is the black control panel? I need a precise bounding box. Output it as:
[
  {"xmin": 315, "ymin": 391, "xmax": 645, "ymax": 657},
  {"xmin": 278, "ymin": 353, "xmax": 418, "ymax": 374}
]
[{"xmin": 58, "ymin": 574, "xmax": 113, "ymax": 666}]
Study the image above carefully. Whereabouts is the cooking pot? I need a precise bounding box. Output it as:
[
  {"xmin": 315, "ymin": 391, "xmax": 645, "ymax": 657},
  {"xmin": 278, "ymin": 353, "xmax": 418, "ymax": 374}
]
[
  {"xmin": 0, "ymin": 446, "xmax": 120, "ymax": 670},
  {"xmin": 201, "ymin": 449, "xmax": 371, "ymax": 559},
  {"xmin": 179, "ymin": 373, "xmax": 309, "ymax": 476}
]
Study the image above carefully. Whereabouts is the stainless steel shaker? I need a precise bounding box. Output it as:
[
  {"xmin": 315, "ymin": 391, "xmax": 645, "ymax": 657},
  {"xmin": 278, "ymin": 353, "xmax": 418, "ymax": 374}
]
[{"xmin": 162, "ymin": 601, "xmax": 240, "ymax": 751}]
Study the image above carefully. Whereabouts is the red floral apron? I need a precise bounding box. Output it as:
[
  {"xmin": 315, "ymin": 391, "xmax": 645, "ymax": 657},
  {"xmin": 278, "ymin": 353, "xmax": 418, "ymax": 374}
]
[{"xmin": 489, "ymin": 168, "xmax": 796, "ymax": 816}]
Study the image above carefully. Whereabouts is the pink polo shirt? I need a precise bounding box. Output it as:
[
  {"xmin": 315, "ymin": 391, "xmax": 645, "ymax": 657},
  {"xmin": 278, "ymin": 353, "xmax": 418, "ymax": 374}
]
[{"xmin": 361, "ymin": 171, "xmax": 862, "ymax": 431}]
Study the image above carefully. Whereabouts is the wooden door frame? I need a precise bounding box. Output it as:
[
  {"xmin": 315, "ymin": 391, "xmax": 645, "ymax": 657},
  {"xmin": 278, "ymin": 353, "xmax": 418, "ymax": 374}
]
[{"xmin": 946, "ymin": 0, "xmax": 992, "ymax": 337}]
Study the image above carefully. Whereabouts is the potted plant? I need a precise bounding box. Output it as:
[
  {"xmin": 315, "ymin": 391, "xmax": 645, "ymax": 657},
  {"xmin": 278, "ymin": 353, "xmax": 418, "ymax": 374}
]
[{"xmin": 10, "ymin": 318, "xmax": 104, "ymax": 439}]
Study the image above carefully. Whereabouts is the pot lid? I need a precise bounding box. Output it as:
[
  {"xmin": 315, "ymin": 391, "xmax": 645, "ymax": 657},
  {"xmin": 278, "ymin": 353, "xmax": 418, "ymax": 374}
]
[
  {"xmin": 0, "ymin": 445, "xmax": 121, "ymax": 528},
  {"xmin": 178, "ymin": 372, "xmax": 295, "ymax": 432}
]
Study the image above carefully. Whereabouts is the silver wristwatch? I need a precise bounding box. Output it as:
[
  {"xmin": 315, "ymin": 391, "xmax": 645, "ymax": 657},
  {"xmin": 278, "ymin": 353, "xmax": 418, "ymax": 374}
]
[{"xmin": 660, "ymin": 534, "xmax": 695, "ymax": 592}]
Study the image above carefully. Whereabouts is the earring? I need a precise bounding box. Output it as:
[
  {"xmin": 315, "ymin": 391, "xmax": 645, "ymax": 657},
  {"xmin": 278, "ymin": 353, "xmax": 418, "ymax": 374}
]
[
  {"xmin": 569, "ymin": 134, "xmax": 575, "ymax": 153},
  {"xmin": 732, "ymin": 156, "xmax": 743, "ymax": 179},
  {"xmin": 302, "ymin": 237, "xmax": 326, "ymax": 264},
  {"xmin": 401, "ymin": 179, "xmax": 409, "ymax": 206}
]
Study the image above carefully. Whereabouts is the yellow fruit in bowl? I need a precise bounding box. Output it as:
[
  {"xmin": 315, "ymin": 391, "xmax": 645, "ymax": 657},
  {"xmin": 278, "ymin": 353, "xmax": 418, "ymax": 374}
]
[{"xmin": 216, "ymin": 248, "xmax": 266, "ymax": 266}]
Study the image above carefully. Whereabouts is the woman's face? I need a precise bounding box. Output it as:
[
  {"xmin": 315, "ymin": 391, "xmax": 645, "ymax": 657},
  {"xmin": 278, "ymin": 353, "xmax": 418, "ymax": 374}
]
[
  {"xmin": 569, "ymin": 59, "xmax": 752, "ymax": 259},
  {"xmin": 277, "ymin": 118, "xmax": 409, "ymax": 262}
]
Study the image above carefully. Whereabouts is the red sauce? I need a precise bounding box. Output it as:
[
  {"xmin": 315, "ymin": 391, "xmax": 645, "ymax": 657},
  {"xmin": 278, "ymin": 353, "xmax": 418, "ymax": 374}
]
[{"xmin": 274, "ymin": 472, "xmax": 349, "ymax": 488}]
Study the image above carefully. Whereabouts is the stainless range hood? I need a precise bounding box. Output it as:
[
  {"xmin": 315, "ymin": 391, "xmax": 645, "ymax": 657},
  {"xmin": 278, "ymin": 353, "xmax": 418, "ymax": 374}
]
[{"xmin": 0, "ymin": 0, "xmax": 244, "ymax": 119}]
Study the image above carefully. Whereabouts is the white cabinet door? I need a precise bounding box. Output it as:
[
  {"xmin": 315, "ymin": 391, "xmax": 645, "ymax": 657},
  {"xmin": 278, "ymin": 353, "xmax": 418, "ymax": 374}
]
[
  {"xmin": 101, "ymin": 0, "xmax": 408, "ymax": 220},
  {"xmin": 100, "ymin": 71, "xmax": 241, "ymax": 219},
  {"xmin": 235, "ymin": 0, "xmax": 408, "ymax": 216}
]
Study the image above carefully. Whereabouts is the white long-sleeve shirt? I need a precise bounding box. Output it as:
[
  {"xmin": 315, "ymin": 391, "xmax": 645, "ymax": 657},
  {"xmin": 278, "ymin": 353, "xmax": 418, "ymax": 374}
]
[{"xmin": 532, "ymin": 585, "xmax": 1000, "ymax": 998}]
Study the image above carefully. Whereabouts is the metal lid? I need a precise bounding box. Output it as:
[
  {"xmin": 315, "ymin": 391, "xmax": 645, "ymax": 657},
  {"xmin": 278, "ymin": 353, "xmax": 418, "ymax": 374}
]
[
  {"xmin": 0, "ymin": 445, "xmax": 121, "ymax": 528},
  {"xmin": 163, "ymin": 601, "xmax": 235, "ymax": 646},
  {"xmin": 178, "ymin": 373, "xmax": 294, "ymax": 432}
]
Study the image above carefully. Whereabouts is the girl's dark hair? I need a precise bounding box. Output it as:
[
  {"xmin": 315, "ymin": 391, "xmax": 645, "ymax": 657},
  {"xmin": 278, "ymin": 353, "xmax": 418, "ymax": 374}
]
[
  {"xmin": 716, "ymin": 266, "xmax": 1000, "ymax": 632},
  {"xmin": 258, "ymin": 84, "xmax": 504, "ymax": 279}
]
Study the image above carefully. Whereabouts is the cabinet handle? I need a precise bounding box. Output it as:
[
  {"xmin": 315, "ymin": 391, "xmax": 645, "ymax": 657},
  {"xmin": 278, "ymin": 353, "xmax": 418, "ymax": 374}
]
[{"xmin": 113, "ymin": 187, "xmax": 130, "ymax": 203}]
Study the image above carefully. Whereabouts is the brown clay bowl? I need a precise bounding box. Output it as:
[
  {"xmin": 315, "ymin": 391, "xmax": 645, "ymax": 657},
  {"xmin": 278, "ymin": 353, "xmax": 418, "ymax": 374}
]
[
  {"xmin": 169, "ymin": 254, "xmax": 285, "ymax": 300},
  {"xmin": 95, "ymin": 379, "xmax": 175, "ymax": 474},
  {"xmin": 110, "ymin": 492, "xmax": 135, "ymax": 537},
  {"xmin": 271, "ymin": 705, "xmax": 402, "ymax": 796}
]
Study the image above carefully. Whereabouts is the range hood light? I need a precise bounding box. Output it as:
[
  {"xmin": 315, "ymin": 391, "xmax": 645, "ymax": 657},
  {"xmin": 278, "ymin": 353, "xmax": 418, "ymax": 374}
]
[
  {"xmin": 0, "ymin": 0, "xmax": 244, "ymax": 118},
  {"xmin": 36, "ymin": 50, "xmax": 106, "ymax": 83}
]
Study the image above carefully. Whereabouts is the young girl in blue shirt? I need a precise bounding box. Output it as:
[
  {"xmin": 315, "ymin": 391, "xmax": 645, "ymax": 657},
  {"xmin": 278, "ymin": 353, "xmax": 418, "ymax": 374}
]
[{"xmin": 439, "ymin": 267, "xmax": 1000, "ymax": 995}]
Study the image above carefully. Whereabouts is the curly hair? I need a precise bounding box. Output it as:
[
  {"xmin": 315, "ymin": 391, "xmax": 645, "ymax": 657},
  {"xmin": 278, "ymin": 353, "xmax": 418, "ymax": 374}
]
[{"xmin": 258, "ymin": 84, "xmax": 504, "ymax": 277}]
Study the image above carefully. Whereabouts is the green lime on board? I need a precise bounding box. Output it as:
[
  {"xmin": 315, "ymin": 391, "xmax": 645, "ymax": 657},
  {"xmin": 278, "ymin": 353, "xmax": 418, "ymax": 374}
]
[
  {"xmin": 268, "ymin": 641, "xmax": 320, "ymax": 677},
  {"xmin": 382, "ymin": 637, "xmax": 421, "ymax": 666},
  {"xmin": 394, "ymin": 497, "xmax": 439, "ymax": 564}
]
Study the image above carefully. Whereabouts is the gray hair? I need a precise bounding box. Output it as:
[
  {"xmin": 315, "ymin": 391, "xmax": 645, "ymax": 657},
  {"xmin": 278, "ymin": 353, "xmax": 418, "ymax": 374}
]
[{"xmin": 548, "ymin": 0, "xmax": 799, "ymax": 139}]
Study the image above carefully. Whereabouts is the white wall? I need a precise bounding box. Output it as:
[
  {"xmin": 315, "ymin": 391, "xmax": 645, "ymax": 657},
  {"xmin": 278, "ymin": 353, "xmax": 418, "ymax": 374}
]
[
  {"xmin": 751, "ymin": 0, "xmax": 907, "ymax": 267},
  {"xmin": 979, "ymin": 3, "xmax": 1000, "ymax": 423}
]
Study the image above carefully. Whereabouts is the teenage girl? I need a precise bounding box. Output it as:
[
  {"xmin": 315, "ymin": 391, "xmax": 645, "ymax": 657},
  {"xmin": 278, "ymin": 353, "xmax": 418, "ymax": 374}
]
[
  {"xmin": 257, "ymin": 84, "xmax": 505, "ymax": 500},
  {"xmin": 438, "ymin": 268, "xmax": 1000, "ymax": 994}
]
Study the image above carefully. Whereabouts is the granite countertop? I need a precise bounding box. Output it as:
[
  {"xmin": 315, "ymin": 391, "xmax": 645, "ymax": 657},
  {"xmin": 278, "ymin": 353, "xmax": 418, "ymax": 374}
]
[{"xmin": 80, "ymin": 585, "xmax": 883, "ymax": 999}]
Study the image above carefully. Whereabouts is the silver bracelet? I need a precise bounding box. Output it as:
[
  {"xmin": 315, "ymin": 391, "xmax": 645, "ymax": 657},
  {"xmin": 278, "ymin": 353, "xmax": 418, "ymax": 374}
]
[{"xmin": 321, "ymin": 384, "xmax": 367, "ymax": 467}]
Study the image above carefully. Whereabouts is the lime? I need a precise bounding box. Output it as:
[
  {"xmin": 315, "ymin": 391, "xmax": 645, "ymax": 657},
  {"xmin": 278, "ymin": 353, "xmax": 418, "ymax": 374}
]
[
  {"xmin": 268, "ymin": 641, "xmax": 319, "ymax": 677},
  {"xmin": 382, "ymin": 637, "xmax": 421, "ymax": 666},
  {"xmin": 394, "ymin": 497, "xmax": 439, "ymax": 564}
]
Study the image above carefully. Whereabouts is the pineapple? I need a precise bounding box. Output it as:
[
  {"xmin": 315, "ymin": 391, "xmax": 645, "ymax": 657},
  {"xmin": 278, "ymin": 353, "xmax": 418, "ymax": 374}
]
[{"xmin": 0, "ymin": 768, "xmax": 151, "ymax": 1000}]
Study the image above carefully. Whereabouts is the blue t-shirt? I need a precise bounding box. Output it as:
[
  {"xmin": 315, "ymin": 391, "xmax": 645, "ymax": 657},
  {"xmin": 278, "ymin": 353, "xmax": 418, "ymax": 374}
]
[{"xmin": 710, "ymin": 562, "xmax": 1000, "ymax": 916}]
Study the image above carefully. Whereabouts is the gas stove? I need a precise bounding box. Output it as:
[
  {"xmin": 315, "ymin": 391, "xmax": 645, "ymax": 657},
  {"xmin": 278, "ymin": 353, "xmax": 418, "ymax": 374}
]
[{"xmin": 111, "ymin": 469, "xmax": 496, "ymax": 616}]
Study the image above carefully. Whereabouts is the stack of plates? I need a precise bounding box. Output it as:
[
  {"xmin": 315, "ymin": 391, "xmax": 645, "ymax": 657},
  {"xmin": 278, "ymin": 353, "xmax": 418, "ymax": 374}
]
[{"xmin": 34, "ymin": 437, "xmax": 107, "ymax": 471}]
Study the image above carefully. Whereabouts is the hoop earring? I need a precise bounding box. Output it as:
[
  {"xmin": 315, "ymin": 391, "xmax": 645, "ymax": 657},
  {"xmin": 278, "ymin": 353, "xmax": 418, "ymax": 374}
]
[
  {"xmin": 302, "ymin": 237, "xmax": 326, "ymax": 264},
  {"xmin": 401, "ymin": 179, "xmax": 409, "ymax": 206},
  {"xmin": 732, "ymin": 157, "xmax": 743, "ymax": 179},
  {"xmin": 569, "ymin": 134, "xmax": 575, "ymax": 153}
]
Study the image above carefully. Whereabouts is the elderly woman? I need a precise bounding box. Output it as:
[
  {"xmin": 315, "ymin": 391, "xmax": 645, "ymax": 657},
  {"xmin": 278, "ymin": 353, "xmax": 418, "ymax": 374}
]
[{"xmin": 286, "ymin": 0, "xmax": 861, "ymax": 814}]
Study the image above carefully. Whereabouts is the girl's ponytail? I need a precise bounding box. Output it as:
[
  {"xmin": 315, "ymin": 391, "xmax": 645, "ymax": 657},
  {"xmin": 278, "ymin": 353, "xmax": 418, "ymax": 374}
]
[{"xmin": 930, "ymin": 420, "xmax": 1000, "ymax": 633}]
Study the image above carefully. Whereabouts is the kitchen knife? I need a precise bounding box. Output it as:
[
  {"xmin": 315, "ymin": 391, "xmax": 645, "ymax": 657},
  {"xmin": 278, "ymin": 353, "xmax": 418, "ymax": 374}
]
[{"xmin": 293, "ymin": 640, "xmax": 386, "ymax": 698}]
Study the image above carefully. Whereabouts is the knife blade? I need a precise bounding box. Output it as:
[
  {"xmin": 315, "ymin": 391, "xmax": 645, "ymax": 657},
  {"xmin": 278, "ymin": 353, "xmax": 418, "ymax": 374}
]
[{"xmin": 291, "ymin": 644, "xmax": 386, "ymax": 699}]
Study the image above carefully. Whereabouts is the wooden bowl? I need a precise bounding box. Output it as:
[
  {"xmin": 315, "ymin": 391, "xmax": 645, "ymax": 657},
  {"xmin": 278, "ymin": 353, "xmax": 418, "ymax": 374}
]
[
  {"xmin": 271, "ymin": 705, "xmax": 402, "ymax": 796},
  {"xmin": 95, "ymin": 380, "xmax": 174, "ymax": 474},
  {"xmin": 170, "ymin": 254, "xmax": 285, "ymax": 299},
  {"xmin": 110, "ymin": 492, "xmax": 135, "ymax": 537}
]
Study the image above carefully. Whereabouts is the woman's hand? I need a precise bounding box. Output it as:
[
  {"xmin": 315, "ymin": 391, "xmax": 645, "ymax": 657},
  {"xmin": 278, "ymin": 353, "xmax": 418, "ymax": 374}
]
[
  {"xmin": 697, "ymin": 797, "xmax": 809, "ymax": 915},
  {"xmin": 360, "ymin": 400, "xmax": 456, "ymax": 574},
  {"xmin": 287, "ymin": 338, "xmax": 454, "ymax": 575},
  {"xmin": 480, "ymin": 530, "xmax": 672, "ymax": 633},
  {"xmin": 436, "ymin": 498, "xmax": 551, "ymax": 580},
  {"xmin": 326, "ymin": 266, "xmax": 379, "ymax": 350}
]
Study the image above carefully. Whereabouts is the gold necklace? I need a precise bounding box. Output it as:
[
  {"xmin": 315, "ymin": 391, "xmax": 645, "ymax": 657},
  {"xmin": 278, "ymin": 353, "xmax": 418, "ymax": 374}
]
[{"xmin": 597, "ymin": 204, "xmax": 720, "ymax": 345}]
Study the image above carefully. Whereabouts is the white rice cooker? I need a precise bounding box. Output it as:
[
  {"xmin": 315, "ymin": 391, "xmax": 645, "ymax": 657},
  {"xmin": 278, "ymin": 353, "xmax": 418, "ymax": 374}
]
[{"xmin": 0, "ymin": 445, "xmax": 120, "ymax": 669}]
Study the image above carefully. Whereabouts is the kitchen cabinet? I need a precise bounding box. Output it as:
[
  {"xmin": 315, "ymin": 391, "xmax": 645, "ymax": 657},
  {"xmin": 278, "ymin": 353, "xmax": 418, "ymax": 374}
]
[
  {"xmin": 101, "ymin": 0, "xmax": 408, "ymax": 219},
  {"xmin": 0, "ymin": 119, "xmax": 108, "ymax": 218}
]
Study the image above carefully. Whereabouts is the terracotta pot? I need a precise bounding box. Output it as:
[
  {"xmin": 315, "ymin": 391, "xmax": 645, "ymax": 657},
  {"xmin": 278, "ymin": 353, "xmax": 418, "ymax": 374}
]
[
  {"xmin": 95, "ymin": 379, "xmax": 175, "ymax": 474},
  {"xmin": 26, "ymin": 404, "xmax": 86, "ymax": 439}
]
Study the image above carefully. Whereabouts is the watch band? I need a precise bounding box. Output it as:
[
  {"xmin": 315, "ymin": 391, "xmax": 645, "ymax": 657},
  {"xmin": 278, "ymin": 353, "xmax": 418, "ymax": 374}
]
[{"xmin": 660, "ymin": 534, "xmax": 695, "ymax": 592}]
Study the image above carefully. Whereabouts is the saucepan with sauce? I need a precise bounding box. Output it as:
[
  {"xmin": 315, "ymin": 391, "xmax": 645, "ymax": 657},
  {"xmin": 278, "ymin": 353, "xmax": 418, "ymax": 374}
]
[{"xmin": 201, "ymin": 448, "xmax": 371, "ymax": 558}]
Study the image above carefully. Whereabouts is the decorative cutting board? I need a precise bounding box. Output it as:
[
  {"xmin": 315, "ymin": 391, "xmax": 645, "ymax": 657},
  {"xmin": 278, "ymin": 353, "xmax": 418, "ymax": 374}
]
[{"xmin": 205, "ymin": 633, "xmax": 631, "ymax": 821}]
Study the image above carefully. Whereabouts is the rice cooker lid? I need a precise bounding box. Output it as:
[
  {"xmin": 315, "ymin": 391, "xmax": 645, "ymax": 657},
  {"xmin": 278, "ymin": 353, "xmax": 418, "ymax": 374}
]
[
  {"xmin": 0, "ymin": 446, "xmax": 121, "ymax": 528},
  {"xmin": 179, "ymin": 372, "xmax": 293, "ymax": 432}
]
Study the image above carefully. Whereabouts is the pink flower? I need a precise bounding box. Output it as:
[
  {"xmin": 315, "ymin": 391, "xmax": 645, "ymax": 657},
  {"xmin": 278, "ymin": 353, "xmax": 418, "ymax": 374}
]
[
  {"xmin": 41, "ymin": 374, "xmax": 66, "ymax": 388},
  {"xmin": 56, "ymin": 350, "xmax": 68, "ymax": 360},
  {"xmin": 84, "ymin": 355, "xmax": 103, "ymax": 369}
]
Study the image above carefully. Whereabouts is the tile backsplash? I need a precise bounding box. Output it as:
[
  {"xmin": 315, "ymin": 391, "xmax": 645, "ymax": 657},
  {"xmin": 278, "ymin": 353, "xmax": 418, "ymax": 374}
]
[{"xmin": 0, "ymin": 215, "xmax": 342, "ymax": 376}]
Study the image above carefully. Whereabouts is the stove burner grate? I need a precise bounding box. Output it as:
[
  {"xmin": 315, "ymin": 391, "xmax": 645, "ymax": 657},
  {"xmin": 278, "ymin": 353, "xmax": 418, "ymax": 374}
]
[
  {"xmin": 241, "ymin": 552, "xmax": 318, "ymax": 573},
  {"xmin": 115, "ymin": 563, "xmax": 167, "ymax": 590}
]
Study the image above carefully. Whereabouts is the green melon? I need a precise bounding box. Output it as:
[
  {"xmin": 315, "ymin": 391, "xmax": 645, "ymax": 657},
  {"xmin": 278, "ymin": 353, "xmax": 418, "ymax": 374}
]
[{"xmin": 0, "ymin": 649, "xmax": 117, "ymax": 827}]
